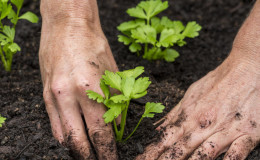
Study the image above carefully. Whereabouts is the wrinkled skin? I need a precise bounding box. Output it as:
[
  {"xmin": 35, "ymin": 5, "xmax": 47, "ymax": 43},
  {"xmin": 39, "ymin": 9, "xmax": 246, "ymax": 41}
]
[
  {"xmin": 39, "ymin": 0, "xmax": 118, "ymax": 159},
  {"xmin": 136, "ymin": 1, "xmax": 260, "ymax": 160}
]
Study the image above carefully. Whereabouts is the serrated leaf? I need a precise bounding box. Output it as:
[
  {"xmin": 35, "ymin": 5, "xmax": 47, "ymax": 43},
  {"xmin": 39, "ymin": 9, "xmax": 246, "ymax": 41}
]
[
  {"xmin": 172, "ymin": 21, "xmax": 185, "ymax": 34},
  {"xmin": 160, "ymin": 16, "xmax": 174, "ymax": 28},
  {"xmin": 157, "ymin": 28, "xmax": 181, "ymax": 47},
  {"xmin": 11, "ymin": 0, "xmax": 23, "ymax": 11},
  {"xmin": 0, "ymin": 115, "xmax": 6, "ymax": 127},
  {"xmin": 7, "ymin": 9, "xmax": 18, "ymax": 24},
  {"xmin": 131, "ymin": 25, "xmax": 157, "ymax": 45},
  {"xmin": 127, "ymin": 6, "xmax": 147, "ymax": 19},
  {"xmin": 118, "ymin": 35, "xmax": 132, "ymax": 45},
  {"xmin": 142, "ymin": 102, "xmax": 165, "ymax": 118},
  {"xmin": 117, "ymin": 66, "xmax": 144, "ymax": 79},
  {"xmin": 102, "ymin": 70, "xmax": 122, "ymax": 91},
  {"xmin": 1, "ymin": 3, "xmax": 12, "ymax": 19},
  {"xmin": 151, "ymin": 17, "xmax": 164, "ymax": 33},
  {"xmin": 103, "ymin": 103, "xmax": 125, "ymax": 123},
  {"xmin": 138, "ymin": 0, "xmax": 168, "ymax": 19},
  {"xmin": 163, "ymin": 49, "xmax": 179, "ymax": 62},
  {"xmin": 117, "ymin": 19, "xmax": 145, "ymax": 32},
  {"xmin": 19, "ymin": 11, "xmax": 39, "ymax": 23},
  {"xmin": 100, "ymin": 79, "xmax": 110, "ymax": 99},
  {"xmin": 86, "ymin": 90, "xmax": 104, "ymax": 103},
  {"xmin": 132, "ymin": 91, "xmax": 147, "ymax": 99},
  {"xmin": 8, "ymin": 42, "xmax": 20, "ymax": 52},
  {"xmin": 182, "ymin": 21, "xmax": 202, "ymax": 38},
  {"xmin": 3, "ymin": 26, "xmax": 15, "ymax": 41},
  {"xmin": 0, "ymin": 33, "xmax": 10, "ymax": 45},
  {"xmin": 132, "ymin": 77, "xmax": 151, "ymax": 95},
  {"xmin": 121, "ymin": 77, "xmax": 135, "ymax": 98},
  {"xmin": 110, "ymin": 94, "xmax": 129, "ymax": 103},
  {"xmin": 129, "ymin": 42, "xmax": 142, "ymax": 53}
]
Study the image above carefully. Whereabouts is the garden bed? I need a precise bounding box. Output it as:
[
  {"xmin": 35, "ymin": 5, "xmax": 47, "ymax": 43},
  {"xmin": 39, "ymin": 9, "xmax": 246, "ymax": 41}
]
[{"xmin": 0, "ymin": 0, "xmax": 259, "ymax": 159}]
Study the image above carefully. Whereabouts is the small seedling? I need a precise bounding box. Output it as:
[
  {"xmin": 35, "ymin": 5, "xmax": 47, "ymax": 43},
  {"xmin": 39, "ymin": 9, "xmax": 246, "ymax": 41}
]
[
  {"xmin": 0, "ymin": 115, "xmax": 6, "ymax": 127},
  {"xmin": 86, "ymin": 66, "xmax": 165, "ymax": 142},
  {"xmin": 0, "ymin": 0, "xmax": 39, "ymax": 72},
  {"xmin": 117, "ymin": 0, "xmax": 201, "ymax": 62}
]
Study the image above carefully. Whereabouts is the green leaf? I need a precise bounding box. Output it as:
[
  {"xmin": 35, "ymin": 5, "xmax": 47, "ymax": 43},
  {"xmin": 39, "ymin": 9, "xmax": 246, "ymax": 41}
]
[
  {"xmin": 129, "ymin": 42, "xmax": 142, "ymax": 53},
  {"xmin": 19, "ymin": 11, "xmax": 39, "ymax": 23},
  {"xmin": 0, "ymin": 33, "xmax": 11, "ymax": 45},
  {"xmin": 11, "ymin": 0, "xmax": 24, "ymax": 11},
  {"xmin": 151, "ymin": 17, "xmax": 164, "ymax": 33},
  {"xmin": 0, "ymin": 115, "xmax": 6, "ymax": 127},
  {"xmin": 110, "ymin": 94, "xmax": 129, "ymax": 103},
  {"xmin": 131, "ymin": 25, "xmax": 157, "ymax": 45},
  {"xmin": 132, "ymin": 91, "xmax": 147, "ymax": 99},
  {"xmin": 86, "ymin": 90, "xmax": 104, "ymax": 103},
  {"xmin": 142, "ymin": 102, "xmax": 165, "ymax": 118},
  {"xmin": 8, "ymin": 42, "xmax": 20, "ymax": 52},
  {"xmin": 7, "ymin": 9, "xmax": 18, "ymax": 24},
  {"xmin": 132, "ymin": 77, "xmax": 151, "ymax": 96},
  {"xmin": 130, "ymin": 0, "xmax": 168, "ymax": 20},
  {"xmin": 182, "ymin": 21, "xmax": 202, "ymax": 38},
  {"xmin": 121, "ymin": 77, "xmax": 135, "ymax": 98},
  {"xmin": 117, "ymin": 19, "xmax": 145, "ymax": 32},
  {"xmin": 160, "ymin": 16, "xmax": 174, "ymax": 28},
  {"xmin": 163, "ymin": 49, "xmax": 179, "ymax": 62},
  {"xmin": 103, "ymin": 103, "xmax": 124, "ymax": 123},
  {"xmin": 100, "ymin": 79, "xmax": 110, "ymax": 99},
  {"xmin": 3, "ymin": 26, "xmax": 15, "ymax": 41},
  {"xmin": 102, "ymin": 70, "xmax": 122, "ymax": 91},
  {"xmin": 172, "ymin": 21, "xmax": 185, "ymax": 34},
  {"xmin": 118, "ymin": 35, "xmax": 132, "ymax": 45},
  {"xmin": 117, "ymin": 66, "xmax": 144, "ymax": 79},
  {"xmin": 157, "ymin": 28, "xmax": 181, "ymax": 47},
  {"xmin": 1, "ymin": 3, "xmax": 12, "ymax": 19}
]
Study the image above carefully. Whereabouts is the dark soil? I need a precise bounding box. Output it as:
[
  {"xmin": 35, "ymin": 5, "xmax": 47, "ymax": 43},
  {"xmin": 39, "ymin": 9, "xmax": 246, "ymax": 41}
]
[{"xmin": 0, "ymin": 0, "xmax": 259, "ymax": 160}]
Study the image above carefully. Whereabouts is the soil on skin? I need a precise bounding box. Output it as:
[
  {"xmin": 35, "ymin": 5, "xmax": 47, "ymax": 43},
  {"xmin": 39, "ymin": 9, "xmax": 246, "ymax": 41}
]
[{"xmin": 0, "ymin": 0, "xmax": 259, "ymax": 159}]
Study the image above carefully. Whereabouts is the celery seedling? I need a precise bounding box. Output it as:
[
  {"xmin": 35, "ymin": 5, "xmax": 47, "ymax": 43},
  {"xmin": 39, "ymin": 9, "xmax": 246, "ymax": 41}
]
[
  {"xmin": 0, "ymin": 115, "xmax": 6, "ymax": 127},
  {"xmin": 117, "ymin": 0, "xmax": 201, "ymax": 62},
  {"xmin": 0, "ymin": 0, "xmax": 39, "ymax": 71},
  {"xmin": 86, "ymin": 66, "xmax": 165, "ymax": 142}
]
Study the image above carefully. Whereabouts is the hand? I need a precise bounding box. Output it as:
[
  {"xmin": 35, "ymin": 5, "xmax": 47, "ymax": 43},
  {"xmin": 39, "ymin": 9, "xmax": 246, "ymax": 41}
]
[
  {"xmin": 39, "ymin": 1, "xmax": 118, "ymax": 159},
  {"xmin": 136, "ymin": 1, "xmax": 260, "ymax": 159}
]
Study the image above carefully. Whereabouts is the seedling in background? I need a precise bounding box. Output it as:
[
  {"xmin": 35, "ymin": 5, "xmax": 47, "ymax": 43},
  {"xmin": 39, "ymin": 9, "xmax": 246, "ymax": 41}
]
[
  {"xmin": 0, "ymin": 115, "xmax": 6, "ymax": 127},
  {"xmin": 0, "ymin": 0, "xmax": 38, "ymax": 72},
  {"xmin": 117, "ymin": 0, "xmax": 202, "ymax": 62},
  {"xmin": 86, "ymin": 66, "xmax": 165, "ymax": 142}
]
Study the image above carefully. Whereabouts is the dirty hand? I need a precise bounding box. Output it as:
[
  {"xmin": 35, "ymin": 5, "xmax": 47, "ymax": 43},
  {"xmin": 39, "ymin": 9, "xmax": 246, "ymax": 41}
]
[
  {"xmin": 39, "ymin": 0, "xmax": 118, "ymax": 159},
  {"xmin": 136, "ymin": 1, "xmax": 260, "ymax": 160}
]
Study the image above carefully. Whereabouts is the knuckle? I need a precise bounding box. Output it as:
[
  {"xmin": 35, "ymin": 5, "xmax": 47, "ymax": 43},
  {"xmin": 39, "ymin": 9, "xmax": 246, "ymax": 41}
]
[{"xmin": 50, "ymin": 80, "xmax": 70, "ymax": 97}]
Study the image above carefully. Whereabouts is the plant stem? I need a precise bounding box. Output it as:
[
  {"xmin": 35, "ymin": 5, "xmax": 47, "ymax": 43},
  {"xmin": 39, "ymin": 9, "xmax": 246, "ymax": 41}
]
[
  {"xmin": 117, "ymin": 101, "xmax": 130, "ymax": 141},
  {"xmin": 0, "ymin": 46, "xmax": 10, "ymax": 71},
  {"xmin": 123, "ymin": 116, "xmax": 144, "ymax": 142},
  {"xmin": 113, "ymin": 119, "xmax": 119, "ymax": 138}
]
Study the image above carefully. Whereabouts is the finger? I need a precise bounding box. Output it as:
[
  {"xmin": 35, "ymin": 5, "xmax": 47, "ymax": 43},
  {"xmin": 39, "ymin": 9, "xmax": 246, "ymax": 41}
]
[
  {"xmin": 43, "ymin": 89, "xmax": 64, "ymax": 143},
  {"xmin": 223, "ymin": 135, "xmax": 257, "ymax": 160},
  {"xmin": 188, "ymin": 131, "xmax": 238, "ymax": 160},
  {"xmin": 52, "ymin": 86, "xmax": 95, "ymax": 159},
  {"xmin": 136, "ymin": 122, "xmax": 188, "ymax": 160},
  {"xmin": 80, "ymin": 99, "xmax": 118, "ymax": 160},
  {"xmin": 155, "ymin": 101, "xmax": 182, "ymax": 130}
]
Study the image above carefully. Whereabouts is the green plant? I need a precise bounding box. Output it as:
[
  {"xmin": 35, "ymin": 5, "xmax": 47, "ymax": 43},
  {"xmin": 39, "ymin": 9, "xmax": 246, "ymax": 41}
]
[
  {"xmin": 0, "ymin": 0, "xmax": 38, "ymax": 71},
  {"xmin": 86, "ymin": 66, "xmax": 165, "ymax": 142},
  {"xmin": 0, "ymin": 115, "xmax": 6, "ymax": 127},
  {"xmin": 117, "ymin": 0, "xmax": 202, "ymax": 62}
]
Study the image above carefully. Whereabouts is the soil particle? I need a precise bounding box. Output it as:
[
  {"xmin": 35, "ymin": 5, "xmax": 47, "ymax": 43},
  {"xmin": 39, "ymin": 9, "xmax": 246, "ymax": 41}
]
[
  {"xmin": 89, "ymin": 61, "xmax": 100, "ymax": 69},
  {"xmin": 173, "ymin": 110, "xmax": 187, "ymax": 127},
  {"xmin": 235, "ymin": 112, "xmax": 242, "ymax": 120},
  {"xmin": 169, "ymin": 146, "xmax": 183, "ymax": 159},
  {"xmin": 250, "ymin": 121, "xmax": 257, "ymax": 128}
]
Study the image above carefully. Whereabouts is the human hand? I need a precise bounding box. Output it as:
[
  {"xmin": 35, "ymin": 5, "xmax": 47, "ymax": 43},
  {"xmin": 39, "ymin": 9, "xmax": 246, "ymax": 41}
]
[{"xmin": 39, "ymin": 1, "xmax": 118, "ymax": 159}]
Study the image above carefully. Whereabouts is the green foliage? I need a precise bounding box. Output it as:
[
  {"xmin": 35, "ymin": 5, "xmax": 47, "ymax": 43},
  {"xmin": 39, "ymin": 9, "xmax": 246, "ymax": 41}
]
[
  {"xmin": 117, "ymin": 0, "xmax": 202, "ymax": 62},
  {"xmin": 0, "ymin": 0, "xmax": 39, "ymax": 72},
  {"xmin": 0, "ymin": 115, "xmax": 6, "ymax": 127},
  {"xmin": 86, "ymin": 67, "xmax": 165, "ymax": 142}
]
